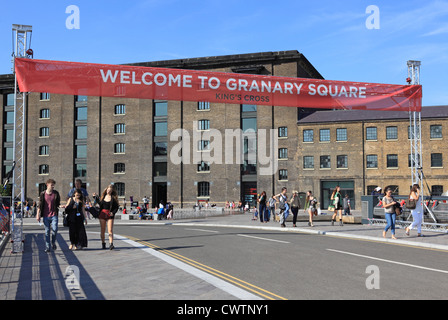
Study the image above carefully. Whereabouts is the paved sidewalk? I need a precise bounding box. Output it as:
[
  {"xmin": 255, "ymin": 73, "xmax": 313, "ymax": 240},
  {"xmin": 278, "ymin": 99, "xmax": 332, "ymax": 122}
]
[{"xmin": 1, "ymin": 213, "xmax": 447, "ymax": 300}]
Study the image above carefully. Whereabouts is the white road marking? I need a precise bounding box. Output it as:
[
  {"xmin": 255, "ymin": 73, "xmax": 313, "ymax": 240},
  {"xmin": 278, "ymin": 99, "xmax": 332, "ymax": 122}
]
[
  {"xmin": 184, "ymin": 228, "xmax": 219, "ymax": 233},
  {"xmin": 115, "ymin": 234, "xmax": 262, "ymax": 300},
  {"xmin": 327, "ymin": 249, "xmax": 448, "ymax": 274},
  {"xmin": 238, "ymin": 234, "xmax": 290, "ymax": 244}
]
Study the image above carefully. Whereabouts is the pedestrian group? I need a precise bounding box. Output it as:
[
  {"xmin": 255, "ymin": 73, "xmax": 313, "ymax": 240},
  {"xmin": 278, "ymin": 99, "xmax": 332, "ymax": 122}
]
[{"xmin": 36, "ymin": 178, "xmax": 119, "ymax": 252}]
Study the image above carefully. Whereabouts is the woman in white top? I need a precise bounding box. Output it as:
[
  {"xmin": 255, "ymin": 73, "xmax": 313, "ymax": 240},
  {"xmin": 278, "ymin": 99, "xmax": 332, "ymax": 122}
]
[{"xmin": 405, "ymin": 184, "xmax": 423, "ymax": 237}]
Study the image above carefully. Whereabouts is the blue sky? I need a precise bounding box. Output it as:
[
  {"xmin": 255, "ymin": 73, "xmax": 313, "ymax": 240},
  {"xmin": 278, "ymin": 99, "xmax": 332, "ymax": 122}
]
[{"xmin": 1, "ymin": 0, "xmax": 447, "ymax": 106}]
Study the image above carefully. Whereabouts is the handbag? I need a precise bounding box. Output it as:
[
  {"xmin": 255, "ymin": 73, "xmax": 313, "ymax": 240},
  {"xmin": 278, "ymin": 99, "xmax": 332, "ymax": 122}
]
[
  {"xmin": 406, "ymin": 198, "xmax": 417, "ymax": 209},
  {"xmin": 327, "ymin": 204, "xmax": 335, "ymax": 211},
  {"xmin": 63, "ymin": 213, "xmax": 69, "ymax": 227}
]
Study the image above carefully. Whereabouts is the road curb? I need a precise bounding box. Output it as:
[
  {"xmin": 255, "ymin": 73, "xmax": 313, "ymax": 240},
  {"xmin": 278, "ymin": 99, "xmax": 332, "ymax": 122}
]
[{"xmin": 157, "ymin": 221, "xmax": 448, "ymax": 252}]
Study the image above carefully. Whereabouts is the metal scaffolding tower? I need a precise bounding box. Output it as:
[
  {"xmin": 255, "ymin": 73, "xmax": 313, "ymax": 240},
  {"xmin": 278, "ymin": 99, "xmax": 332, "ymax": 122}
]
[
  {"xmin": 10, "ymin": 24, "xmax": 32, "ymax": 253},
  {"xmin": 407, "ymin": 60, "xmax": 422, "ymax": 185},
  {"xmin": 407, "ymin": 60, "xmax": 438, "ymax": 223}
]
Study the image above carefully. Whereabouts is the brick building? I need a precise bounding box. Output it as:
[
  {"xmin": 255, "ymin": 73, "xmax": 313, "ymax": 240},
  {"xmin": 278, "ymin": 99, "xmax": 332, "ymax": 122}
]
[
  {"xmin": 0, "ymin": 51, "xmax": 446, "ymax": 209},
  {"xmin": 297, "ymin": 107, "xmax": 448, "ymax": 208}
]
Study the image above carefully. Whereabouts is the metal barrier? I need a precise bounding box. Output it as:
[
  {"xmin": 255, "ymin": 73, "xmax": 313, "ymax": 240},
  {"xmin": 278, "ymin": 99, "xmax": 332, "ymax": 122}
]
[
  {"xmin": 362, "ymin": 195, "xmax": 448, "ymax": 233},
  {"xmin": 367, "ymin": 218, "xmax": 448, "ymax": 233}
]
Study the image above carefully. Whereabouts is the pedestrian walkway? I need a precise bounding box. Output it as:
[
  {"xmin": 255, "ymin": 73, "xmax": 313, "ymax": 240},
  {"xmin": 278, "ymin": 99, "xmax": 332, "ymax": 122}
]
[{"xmin": 1, "ymin": 212, "xmax": 447, "ymax": 300}]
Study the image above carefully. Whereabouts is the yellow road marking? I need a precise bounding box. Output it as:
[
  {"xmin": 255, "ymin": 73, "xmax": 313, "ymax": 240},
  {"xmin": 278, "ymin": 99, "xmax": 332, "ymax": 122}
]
[{"xmin": 124, "ymin": 235, "xmax": 287, "ymax": 300}]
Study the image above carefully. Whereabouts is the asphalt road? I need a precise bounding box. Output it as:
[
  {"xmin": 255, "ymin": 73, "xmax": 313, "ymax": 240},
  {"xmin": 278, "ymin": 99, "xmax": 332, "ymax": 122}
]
[{"xmin": 111, "ymin": 224, "xmax": 448, "ymax": 300}]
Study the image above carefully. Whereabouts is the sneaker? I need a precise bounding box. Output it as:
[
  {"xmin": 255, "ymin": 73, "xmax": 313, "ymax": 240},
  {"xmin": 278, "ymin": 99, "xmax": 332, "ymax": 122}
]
[{"xmin": 52, "ymin": 244, "xmax": 57, "ymax": 250}]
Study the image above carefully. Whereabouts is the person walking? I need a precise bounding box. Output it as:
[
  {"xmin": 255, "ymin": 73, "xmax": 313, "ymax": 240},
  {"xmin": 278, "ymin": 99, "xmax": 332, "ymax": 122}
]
[
  {"xmin": 36, "ymin": 179, "xmax": 62, "ymax": 253},
  {"xmin": 405, "ymin": 184, "xmax": 423, "ymax": 237},
  {"xmin": 65, "ymin": 189, "xmax": 88, "ymax": 250},
  {"xmin": 267, "ymin": 195, "xmax": 276, "ymax": 222},
  {"xmin": 258, "ymin": 191, "xmax": 267, "ymax": 223},
  {"xmin": 304, "ymin": 190, "xmax": 318, "ymax": 227},
  {"xmin": 98, "ymin": 184, "xmax": 119, "ymax": 250},
  {"xmin": 382, "ymin": 187, "xmax": 398, "ymax": 239},
  {"xmin": 343, "ymin": 194, "xmax": 351, "ymax": 215},
  {"xmin": 330, "ymin": 186, "xmax": 343, "ymax": 226},
  {"xmin": 290, "ymin": 191, "xmax": 300, "ymax": 227},
  {"xmin": 274, "ymin": 187, "xmax": 289, "ymax": 228}
]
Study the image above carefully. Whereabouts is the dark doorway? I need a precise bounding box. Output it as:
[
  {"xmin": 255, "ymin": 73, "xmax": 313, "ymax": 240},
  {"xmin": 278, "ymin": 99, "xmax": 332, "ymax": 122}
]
[{"xmin": 153, "ymin": 182, "xmax": 167, "ymax": 207}]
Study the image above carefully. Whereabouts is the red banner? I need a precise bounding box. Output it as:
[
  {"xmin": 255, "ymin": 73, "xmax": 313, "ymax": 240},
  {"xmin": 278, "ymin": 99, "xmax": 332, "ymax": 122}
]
[{"xmin": 15, "ymin": 58, "xmax": 422, "ymax": 111}]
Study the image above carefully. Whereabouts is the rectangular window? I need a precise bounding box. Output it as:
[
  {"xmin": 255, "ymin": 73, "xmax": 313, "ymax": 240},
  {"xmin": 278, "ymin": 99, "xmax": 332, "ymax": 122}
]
[
  {"xmin": 198, "ymin": 182, "xmax": 210, "ymax": 197},
  {"xmin": 39, "ymin": 145, "xmax": 49, "ymax": 156},
  {"xmin": 5, "ymin": 111, "xmax": 14, "ymax": 124},
  {"xmin": 154, "ymin": 142, "xmax": 168, "ymax": 156},
  {"xmin": 40, "ymin": 93, "xmax": 50, "ymax": 100},
  {"xmin": 303, "ymin": 156, "xmax": 314, "ymax": 169},
  {"xmin": 386, "ymin": 126, "xmax": 398, "ymax": 140},
  {"xmin": 76, "ymin": 107, "xmax": 88, "ymax": 120},
  {"xmin": 40, "ymin": 109, "xmax": 50, "ymax": 119},
  {"xmin": 432, "ymin": 185, "xmax": 443, "ymax": 196},
  {"xmin": 387, "ymin": 154, "xmax": 398, "ymax": 168},
  {"xmin": 154, "ymin": 101, "xmax": 168, "ymax": 117},
  {"xmin": 279, "ymin": 169, "xmax": 288, "ymax": 181},
  {"xmin": 337, "ymin": 155, "xmax": 348, "ymax": 168},
  {"xmin": 4, "ymin": 129, "xmax": 14, "ymax": 142},
  {"xmin": 366, "ymin": 127, "xmax": 377, "ymax": 140},
  {"xmin": 319, "ymin": 129, "xmax": 330, "ymax": 142},
  {"xmin": 154, "ymin": 122, "xmax": 167, "ymax": 136},
  {"xmin": 76, "ymin": 164, "xmax": 87, "ymax": 177},
  {"xmin": 430, "ymin": 125, "xmax": 442, "ymax": 139},
  {"xmin": 75, "ymin": 95, "xmax": 88, "ymax": 102},
  {"xmin": 336, "ymin": 128, "xmax": 347, "ymax": 141},
  {"xmin": 242, "ymin": 104, "xmax": 256, "ymax": 112},
  {"xmin": 115, "ymin": 182, "xmax": 125, "ymax": 197},
  {"xmin": 278, "ymin": 148, "xmax": 288, "ymax": 159},
  {"xmin": 241, "ymin": 160, "xmax": 256, "ymax": 175},
  {"xmin": 153, "ymin": 162, "xmax": 167, "ymax": 176},
  {"xmin": 198, "ymin": 101, "xmax": 210, "ymax": 110},
  {"xmin": 114, "ymin": 104, "xmax": 126, "ymax": 115},
  {"xmin": 6, "ymin": 93, "xmax": 14, "ymax": 106},
  {"xmin": 303, "ymin": 129, "xmax": 313, "ymax": 142},
  {"xmin": 4, "ymin": 147, "xmax": 13, "ymax": 161},
  {"xmin": 114, "ymin": 123, "xmax": 125, "ymax": 134},
  {"xmin": 198, "ymin": 120, "xmax": 210, "ymax": 130},
  {"xmin": 198, "ymin": 140, "xmax": 210, "ymax": 151},
  {"xmin": 278, "ymin": 127, "xmax": 288, "ymax": 138},
  {"xmin": 76, "ymin": 126, "xmax": 87, "ymax": 139},
  {"xmin": 39, "ymin": 164, "xmax": 49, "ymax": 174},
  {"xmin": 114, "ymin": 143, "xmax": 125, "ymax": 154},
  {"xmin": 431, "ymin": 153, "xmax": 443, "ymax": 167},
  {"xmin": 39, "ymin": 127, "xmax": 49, "ymax": 137},
  {"xmin": 320, "ymin": 155, "xmax": 331, "ymax": 169},
  {"xmin": 76, "ymin": 145, "xmax": 87, "ymax": 159},
  {"xmin": 242, "ymin": 118, "xmax": 257, "ymax": 132},
  {"xmin": 197, "ymin": 161, "xmax": 210, "ymax": 172},
  {"xmin": 366, "ymin": 155, "xmax": 378, "ymax": 168},
  {"xmin": 114, "ymin": 163, "xmax": 126, "ymax": 173}
]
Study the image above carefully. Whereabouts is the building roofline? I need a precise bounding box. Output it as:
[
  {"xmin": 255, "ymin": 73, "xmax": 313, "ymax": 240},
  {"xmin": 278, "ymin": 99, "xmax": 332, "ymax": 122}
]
[
  {"xmin": 125, "ymin": 50, "xmax": 324, "ymax": 79},
  {"xmin": 297, "ymin": 106, "xmax": 448, "ymax": 124}
]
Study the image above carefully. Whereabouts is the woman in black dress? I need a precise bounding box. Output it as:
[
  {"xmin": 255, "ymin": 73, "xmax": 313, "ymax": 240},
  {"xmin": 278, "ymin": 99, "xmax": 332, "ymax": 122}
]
[
  {"xmin": 98, "ymin": 184, "xmax": 119, "ymax": 250},
  {"xmin": 65, "ymin": 189, "xmax": 88, "ymax": 250}
]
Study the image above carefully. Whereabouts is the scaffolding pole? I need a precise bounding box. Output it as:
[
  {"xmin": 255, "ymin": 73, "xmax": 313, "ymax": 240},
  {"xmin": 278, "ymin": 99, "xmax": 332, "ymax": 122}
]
[{"xmin": 10, "ymin": 24, "xmax": 32, "ymax": 253}]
